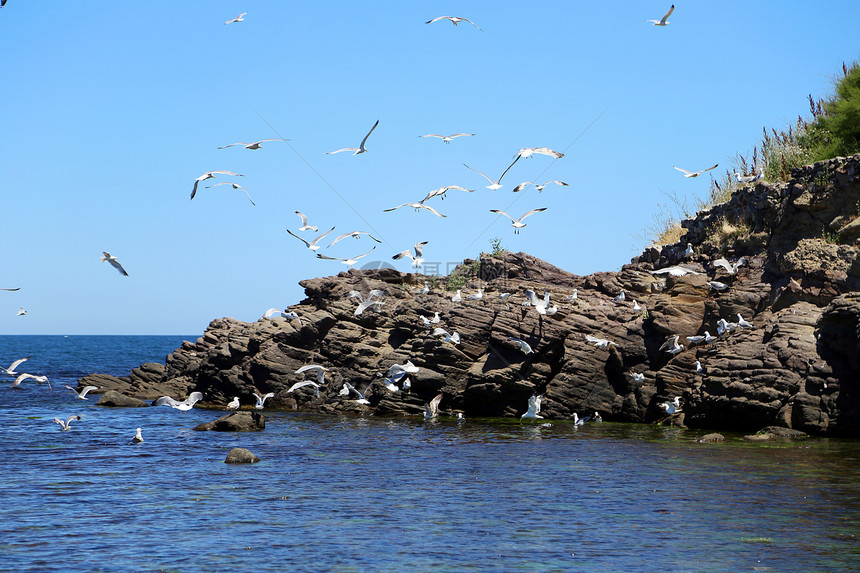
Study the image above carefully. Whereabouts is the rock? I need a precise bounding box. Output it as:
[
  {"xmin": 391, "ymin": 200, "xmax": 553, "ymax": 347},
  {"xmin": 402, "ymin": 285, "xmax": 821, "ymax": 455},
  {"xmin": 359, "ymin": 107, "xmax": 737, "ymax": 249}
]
[
  {"xmin": 224, "ymin": 448, "xmax": 260, "ymax": 464},
  {"xmin": 194, "ymin": 411, "xmax": 265, "ymax": 432},
  {"xmin": 95, "ymin": 390, "xmax": 149, "ymax": 408},
  {"xmin": 758, "ymin": 426, "xmax": 808, "ymax": 438},
  {"xmin": 743, "ymin": 433, "xmax": 777, "ymax": 442},
  {"xmin": 697, "ymin": 433, "xmax": 725, "ymax": 443}
]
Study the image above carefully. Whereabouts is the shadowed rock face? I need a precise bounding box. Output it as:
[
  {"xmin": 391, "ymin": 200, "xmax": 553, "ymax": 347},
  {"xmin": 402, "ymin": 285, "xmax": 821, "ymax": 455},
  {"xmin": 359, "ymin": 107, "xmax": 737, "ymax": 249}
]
[{"xmin": 77, "ymin": 155, "xmax": 860, "ymax": 436}]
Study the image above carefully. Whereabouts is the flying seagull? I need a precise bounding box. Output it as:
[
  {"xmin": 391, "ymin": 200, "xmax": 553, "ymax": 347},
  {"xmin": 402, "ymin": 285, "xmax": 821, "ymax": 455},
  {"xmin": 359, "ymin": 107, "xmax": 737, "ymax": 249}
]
[
  {"xmin": 295, "ymin": 211, "xmax": 318, "ymax": 233},
  {"xmin": 513, "ymin": 180, "xmax": 569, "ymax": 193},
  {"xmin": 673, "ymin": 164, "xmax": 718, "ymax": 178},
  {"xmin": 16, "ymin": 307, "xmax": 28, "ymax": 316},
  {"xmin": 660, "ymin": 396, "xmax": 682, "ymax": 414},
  {"xmin": 204, "ymin": 182, "xmax": 255, "ymax": 206},
  {"xmin": 287, "ymin": 227, "xmax": 336, "ymax": 251},
  {"xmin": 254, "ymin": 392, "xmax": 275, "ymax": 410},
  {"xmin": 155, "ymin": 392, "xmax": 203, "ymax": 411},
  {"xmin": 647, "ymin": 4, "xmax": 674, "ymax": 26},
  {"xmin": 393, "ymin": 241, "xmax": 428, "ymax": 267},
  {"xmin": 217, "ymin": 139, "xmax": 287, "ymax": 150},
  {"xmin": 659, "ymin": 335, "xmax": 684, "ymax": 355},
  {"xmin": 325, "ymin": 120, "xmax": 379, "ymax": 155},
  {"xmin": 649, "ymin": 265, "xmax": 703, "ymax": 277},
  {"xmin": 343, "ymin": 382, "xmax": 370, "ymax": 405},
  {"xmin": 65, "ymin": 385, "xmax": 99, "ymax": 400},
  {"xmin": 490, "ymin": 208, "xmax": 547, "ymax": 234},
  {"xmin": 424, "ymin": 393, "xmax": 443, "ymax": 419},
  {"xmin": 1, "ymin": 287, "xmax": 21, "ymax": 291},
  {"xmin": 53, "ymin": 415, "xmax": 82, "ymax": 431},
  {"xmin": 432, "ymin": 328, "xmax": 461, "ymax": 345},
  {"xmin": 100, "ymin": 252, "xmax": 129, "ymax": 276},
  {"xmin": 225, "ymin": 12, "xmax": 246, "ymax": 24},
  {"xmin": 419, "ymin": 133, "xmax": 475, "ymax": 143},
  {"xmin": 712, "ymin": 257, "xmax": 748, "ymax": 275},
  {"xmin": 419, "ymin": 185, "xmax": 474, "ymax": 203},
  {"xmin": 328, "ymin": 231, "xmax": 381, "ymax": 247},
  {"xmin": 348, "ymin": 289, "xmax": 386, "ymax": 316},
  {"xmin": 295, "ymin": 364, "xmax": 328, "ymax": 385},
  {"xmin": 11, "ymin": 373, "xmax": 52, "ymax": 390},
  {"xmin": 383, "ymin": 202, "xmax": 447, "ymax": 217},
  {"xmin": 516, "ymin": 147, "xmax": 564, "ymax": 159},
  {"xmin": 287, "ymin": 380, "xmax": 321, "ymax": 399},
  {"xmin": 317, "ymin": 246, "xmax": 376, "ymax": 268},
  {"xmin": 425, "ymin": 16, "xmax": 482, "ymax": 30},
  {"xmin": 191, "ymin": 170, "xmax": 243, "ymax": 200},
  {"xmin": 521, "ymin": 394, "xmax": 544, "ymax": 419},
  {"xmin": 464, "ymin": 158, "xmax": 519, "ymax": 190},
  {"xmin": 2, "ymin": 357, "xmax": 30, "ymax": 376}
]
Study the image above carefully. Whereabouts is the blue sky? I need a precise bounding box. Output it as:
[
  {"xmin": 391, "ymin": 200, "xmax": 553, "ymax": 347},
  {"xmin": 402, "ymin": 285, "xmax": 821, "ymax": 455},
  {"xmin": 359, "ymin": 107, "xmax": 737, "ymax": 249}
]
[{"xmin": 1, "ymin": 1, "xmax": 858, "ymax": 335}]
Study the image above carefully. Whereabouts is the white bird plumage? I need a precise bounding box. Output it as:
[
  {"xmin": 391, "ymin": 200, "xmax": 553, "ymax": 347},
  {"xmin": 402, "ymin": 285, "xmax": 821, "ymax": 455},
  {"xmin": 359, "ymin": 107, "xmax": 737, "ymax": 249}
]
[
  {"xmin": 65, "ymin": 385, "xmax": 99, "ymax": 400},
  {"xmin": 419, "ymin": 185, "xmax": 474, "ymax": 203},
  {"xmin": 384, "ymin": 202, "xmax": 447, "ymax": 218},
  {"xmin": 191, "ymin": 170, "xmax": 243, "ymax": 200},
  {"xmin": 295, "ymin": 364, "xmax": 329, "ymax": 385},
  {"xmin": 295, "ymin": 211, "xmax": 318, "ymax": 233},
  {"xmin": 432, "ymin": 328, "xmax": 461, "ymax": 345},
  {"xmin": 317, "ymin": 246, "xmax": 376, "ymax": 268},
  {"xmin": 100, "ymin": 252, "xmax": 129, "ymax": 276},
  {"xmin": 2, "ymin": 356, "xmax": 30, "ymax": 376},
  {"xmin": 673, "ymin": 163, "xmax": 718, "ymax": 178},
  {"xmin": 328, "ymin": 231, "xmax": 381, "ymax": 247},
  {"xmin": 464, "ymin": 160, "xmax": 519, "ymax": 190},
  {"xmin": 419, "ymin": 133, "xmax": 475, "ymax": 143},
  {"xmin": 253, "ymin": 392, "xmax": 275, "ymax": 410},
  {"xmin": 425, "ymin": 393, "xmax": 444, "ymax": 419},
  {"xmin": 513, "ymin": 180, "xmax": 569, "ymax": 193},
  {"xmin": 203, "ymin": 181, "xmax": 255, "ymax": 206},
  {"xmin": 647, "ymin": 4, "xmax": 674, "ymax": 26},
  {"xmin": 521, "ymin": 394, "xmax": 544, "ymax": 419},
  {"xmin": 585, "ymin": 334, "xmax": 616, "ymax": 348},
  {"xmin": 490, "ymin": 208, "xmax": 547, "ymax": 234},
  {"xmin": 11, "ymin": 373, "xmax": 51, "ymax": 390},
  {"xmin": 218, "ymin": 139, "xmax": 287, "ymax": 150},
  {"xmin": 712, "ymin": 257, "xmax": 748, "ymax": 275},
  {"xmin": 132, "ymin": 427, "xmax": 144, "ymax": 443},
  {"xmin": 287, "ymin": 226, "xmax": 336, "ymax": 252},
  {"xmin": 325, "ymin": 120, "xmax": 379, "ymax": 155},
  {"xmin": 508, "ymin": 337, "xmax": 534, "ymax": 354},
  {"xmin": 53, "ymin": 415, "xmax": 81, "ymax": 431},
  {"xmin": 155, "ymin": 391, "xmax": 203, "ymax": 411},
  {"xmin": 649, "ymin": 266, "xmax": 703, "ymax": 277},
  {"xmin": 225, "ymin": 12, "xmax": 246, "ymax": 24},
  {"xmin": 425, "ymin": 16, "xmax": 482, "ymax": 30},
  {"xmin": 516, "ymin": 147, "xmax": 564, "ymax": 159},
  {"xmin": 393, "ymin": 241, "xmax": 428, "ymax": 267}
]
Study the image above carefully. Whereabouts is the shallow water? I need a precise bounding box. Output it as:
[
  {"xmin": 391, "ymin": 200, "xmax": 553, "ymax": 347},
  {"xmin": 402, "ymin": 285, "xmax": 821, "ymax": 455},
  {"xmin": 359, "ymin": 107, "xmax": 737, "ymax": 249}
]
[{"xmin": 1, "ymin": 336, "xmax": 859, "ymax": 572}]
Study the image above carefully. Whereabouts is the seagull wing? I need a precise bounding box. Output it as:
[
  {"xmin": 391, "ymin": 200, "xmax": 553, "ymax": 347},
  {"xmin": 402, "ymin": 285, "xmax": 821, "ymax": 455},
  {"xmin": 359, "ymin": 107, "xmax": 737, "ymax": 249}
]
[
  {"xmin": 350, "ymin": 246, "xmax": 376, "ymax": 261},
  {"xmin": 216, "ymin": 142, "xmax": 249, "ymax": 149},
  {"xmin": 413, "ymin": 241, "xmax": 429, "ymax": 258},
  {"xmin": 425, "ymin": 16, "xmax": 448, "ymax": 24},
  {"xmin": 325, "ymin": 147, "xmax": 358, "ymax": 155},
  {"xmin": 673, "ymin": 166, "xmax": 694, "ymax": 176},
  {"xmin": 498, "ymin": 155, "xmax": 521, "ymax": 183},
  {"xmin": 659, "ymin": 335, "xmax": 680, "ymax": 351},
  {"xmin": 316, "ymin": 253, "xmax": 345, "ymax": 261},
  {"xmin": 383, "ymin": 203, "xmax": 411, "ymax": 212},
  {"xmin": 711, "ymin": 258, "xmax": 734, "ymax": 273},
  {"xmin": 357, "ymin": 120, "xmax": 379, "ymax": 152},
  {"xmin": 107, "ymin": 258, "xmax": 128, "ymax": 276},
  {"xmin": 8, "ymin": 357, "xmax": 30, "ymax": 372},
  {"xmin": 286, "ymin": 229, "xmax": 312, "ymax": 248},
  {"xmin": 660, "ymin": 4, "xmax": 674, "ymax": 24},
  {"xmin": 393, "ymin": 250, "xmax": 414, "ymax": 261},
  {"xmin": 419, "ymin": 134, "xmax": 444, "ymax": 139},
  {"xmin": 448, "ymin": 133, "xmax": 475, "ymax": 139},
  {"xmin": 460, "ymin": 17, "xmax": 482, "ymax": 30},
  {"xmin": 296, "ymin": 211, "xmax": 311, "ymax": 227},
  {"xmin": 308, "ymin": 227, "xmax": 337, "ymax": 247},
  {"xmin": 418, "ymin": 204, "xmax": 446, "ymax": 218},
  {"xmin": 287, "ymin": 381, "xmax": 318, "ymax": 393},
  {"xmin": 517, "ymin": 208, "xmax": 548, "ymax": 222},
  {"xmin": 464, "ymin": 164, "xmax": 495, "ymax": 184},
  {"xmin": 155, "ymin": 395, "xmax": 181, "ymax": 407},
  {"xmin": 490, "ymin": 209, "xmax": 516, "ymax": 222}
]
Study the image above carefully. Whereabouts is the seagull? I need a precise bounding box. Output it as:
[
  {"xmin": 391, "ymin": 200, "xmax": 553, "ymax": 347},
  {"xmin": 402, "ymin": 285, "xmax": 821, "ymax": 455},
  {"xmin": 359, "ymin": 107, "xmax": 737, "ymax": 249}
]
[
  {"xmin": 660, "ymin": 396, "xmax": 682, "ymax": 414},
  {"xmin": 685, "ymin": 333, "xmax": 706, "ymax": 346},
  {"xmin": 217, "ymin": 139, "xmax": 287, "ymax": 150},
  {"xmin": 425, "ymin": 393, "xmax": 444, "ymax": 419},
  {"xmin": 593, "ymin": 412, "xmax": 603, "ymax": 423},
  {"xmin": 419, "ymin": 185, "xmax": 474, "ymax": 203},
  {"xmin": 131, "ymin": 427, "xmax": 144, "ymax": 443},
  {"xmin": 384, "ymin": 202, "xmax": 447, "ymax": 218},
  {"xmin": 343, "ymin": 382, "xmax": 370, "ymax": 405},
  {"xmin": 226, "ymin": 397, "xmax": 240, "ymax": 411},
  {"xmin": 10, "ymin": 373, "xmax": 51, "ymax": 390},
  {"xmin": 734, "ymin": 170, "xmax": 763, "ymax": 184},
  {"xmin": 647, "ymin": 4, "xmax": 674, "ymax": 26},
  {"xmin": 349, "ymin": 289, "xmax": 386, "ymax": 316},
  {"xmin": 325, "ymin": 120, "xmax": 379, "ymax": 155},
  {"xmin": 1, "ymin": 357, "xmax": 30, "ymax": 376},
  {"xmin": 425, "ymin": 16, "xmax": 482, "ymax": 30},
  {"xmin": 451, "ymin": 290, "xmax": 462, "ymax": 303},
  {"xmin": 328, "ymin": 231, "xmax": 381, "ymax": 247},
  {"xmin": 649, "ymin": 266, "xmax": 703, "ymax": 277},
  {"xmin": 490, "ymin": 208, "xmax": 547, "ymax": 234},
  {"xmin": 191, "ymin": 170, "xmax": 243, "ymax": 200},
  {"xmin": 203, "ymin": 181, "xmax": 255, "ymax": 205},
  {"xmin": 633, "ymin": 300, "xmax": 642, "ymax": 311},
  {"xmin": 65, "ymin": 385, "xmax": 99, "ymax": 400},
  {"xmin": 457, "ymin": 412, "xmax": 465, "ymax": 423},
  {"xmin": 420, "ymin": 312, "xmax": 440, "ymax": 326},
  {"xmin": 393, "ymin": 241, "xmax": 428, "ymax": 267},
  {"xmin": 695, "ymin": 361, "xmax": 705, "ymax": 375},
  {"xmin": 545, "ymin": 305, "xmax": 559, "ymax": 316},
  {"xmin": 703, "ymin": 331, "xmax": 718, "ymax": 343},
  {"xmin": 53, "ymin": 415, "xmax": 82, "ymax": 431},
  {"xmin": 521, "ymin": 394, "xmax": 543, "ymax": 419},
  {"xmin": 509, "ymin": 337, "xmax": 534, "ymax": 354},
  {"xmin": 572, "ymin": 412, "xmax": 590, "ymax": 426},
  {"xmin": 418, "ymin": 282, "xmax": 430, "ymax": 295},
  {"xmin": 287, "ymin": 227, "xmax": 336, "ymax": 252},
  {"xmin": 287, "ymin": 381, "xmax": 321, "ymax": 399},
  {"xmin": 1, "ymin": 287, "xmax": 21, "ymax": 291},
  {"xmin": 631, "ymin": 372, "xmax": 645, "ymax": 382},
  {"xmin": 432, "ymin": 328, "xmax": 461, "ymax": 345},
  {"xmin": 387, "ymin": 361, "xmax": 420, "ymax": 378},
  {"xmin": 317, "ymin": 246, "xmax": 376, "ymax": 268},
  {"xmin": 379, "ymin": 377, "xmax": 400, "ymax": 393},
  {"xmin": 225, "ymin": 12, "xmax": 246, "ymax": 24},
  {"xmin": 466, "ymin": 289, "xmax": 483, "ymax": 301},
  {"xmin": 419, "ymin": 133, "xmax": 475, "ymax": 143},
  {"xmin": 498, "ymin": 292, "xmax": 512, "ymax": 302},
  {"xmin": 516, "ymin": 147, "xmax": 564, "ymax": 159},
  {"xmin": 155, "ymin": 391, "xmax": 203, "ymax": 411},
  {"xmin": 612, "ymin": 290, "xmax": 626, "ymax": 303},
  {"xmin": 524, "ymin": 290, "xmax": 552, "ymax": 315},
  {"xmin": 708, "ymin": 281, "xmax": 729, "ymax": 291},
  {"xmin": 683, "ymin": 243, "xmax": 695, "ymax": 258},
  {"xmin": 99, "ymin": 252, "xmax": 129, "ymax": 276},
  {"xmin": 562, "ymin": 290, "xmax": 578, "ymax": 302},
  {"xmin": 16, "ymin": 307, "xmax": 28, "ymax": 316},
  {"xmin": 513, "ymin": 180, "xmax": 569, "ymax": 193},
  {"xmin": 294, "ymin": 211, "xmax": 318, "ymax": 233},
  {"xmin": 737, "ymin": 314, "xmax": 753, "ymax": 329},
  {"xmin": 295, "ymin": 364, "xmax": 329, "ymax": 385},
  {"xmin": 253, "ymin": 392, "xmax": 275, "ymax": 410},
  {"xmin": 712, "ymin": 257, "xmax": 748, "ymax": 275},
  {"xmin": 585, "ymin": 334, "xmax": 616, "ymax": 348},
  {"xmin": 673, "ymin": 164, "xmax": 718, "ymax": 178},
  {"xmin": 263, "ymin": 307, "xmax": 298, "ymax": 320},
  {"xmin": 659, "ymin": 335, "xmax": 684, "ymax": 355},
  {"xmin": 717, "ymin": 318, "xmax": 739, "ymax": 336},
  {"xmin": 464, "ymin": 159, "xmax": 519, "ymax": 190}
]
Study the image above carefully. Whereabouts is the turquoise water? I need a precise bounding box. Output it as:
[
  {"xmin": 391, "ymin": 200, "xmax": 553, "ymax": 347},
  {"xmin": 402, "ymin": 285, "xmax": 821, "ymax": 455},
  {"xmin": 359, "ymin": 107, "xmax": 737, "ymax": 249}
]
[{"xmin": 1, "ymin": 336, "xmax": 859, "ymax": 572}]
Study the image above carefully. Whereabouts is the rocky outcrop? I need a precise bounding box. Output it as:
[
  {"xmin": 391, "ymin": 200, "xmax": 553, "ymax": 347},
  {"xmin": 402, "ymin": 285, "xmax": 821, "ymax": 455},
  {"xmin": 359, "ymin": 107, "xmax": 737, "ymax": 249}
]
[
  {"xmin": 96, "ymin": 390, "xmax": 149, "ymax": 408},
  {"xmin": 224, "ymin": 448, "xmax": 260, "ymax": 464},
  {"xmin": 193, "ymin": 412, "xmax": 266, "ymax": 432},
  {"xmin": 77, "ymin": 155, "xmax": 860, "ymax": 436}
]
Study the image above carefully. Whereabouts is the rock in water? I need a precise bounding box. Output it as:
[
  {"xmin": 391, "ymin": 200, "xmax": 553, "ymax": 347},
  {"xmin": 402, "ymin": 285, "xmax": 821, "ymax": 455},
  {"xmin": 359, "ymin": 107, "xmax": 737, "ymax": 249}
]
[
  {"xmin": 194, "ymin": 411, "xmax": 265, "ymax": 432},
  {"xmin": 225, "ymin": 448, "xmax": 260, "ymax": 464},
  {"xmin": 96, "ymin": 390, "xmax": 149, "ymax": 408}
]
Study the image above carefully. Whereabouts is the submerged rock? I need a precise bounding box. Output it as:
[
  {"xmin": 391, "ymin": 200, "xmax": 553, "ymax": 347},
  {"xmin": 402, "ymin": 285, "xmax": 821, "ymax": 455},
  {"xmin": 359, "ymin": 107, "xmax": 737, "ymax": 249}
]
[
  {"xmin": 224, "ymin": 448, "xmax": 260, "ymax": 464},
  {"xmin": 697, "ymin": 433, "xmax": 726, "ymax": 443}
]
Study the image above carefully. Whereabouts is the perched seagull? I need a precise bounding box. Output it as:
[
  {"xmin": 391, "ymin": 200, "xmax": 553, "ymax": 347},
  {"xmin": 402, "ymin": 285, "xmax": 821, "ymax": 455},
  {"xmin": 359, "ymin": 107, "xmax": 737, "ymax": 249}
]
[
  {"xmin": 204, "ymin": 181, "xmax": 255, "ymax": 206},
  {"xmin": 328, "ymin": 231, "xmax": 381, "ymax": 247},
  {"xmin": 100, "ymin": 252, "xmax": 129, "ymax": 276},
  {"xmin": 325, "ymin": 120, "xmax": 379, "ymax": 155},
  {"xmin": 424, "ymin": 393, "xmax": 444, "ymax": 420},
  {"xmin": 253, "ymin": 392, "xmax": 275, "ymax": 410},
  {"xmin": 419, "ymin": 185, "xmax": 474, "ymax": 203},
  {"xmin": 521, "ymin": 394, "xmax": 544, "ymax": 419},
  {"xmin": 572, "ymin": 412, "xmax": 590, "ymax": 426},
  {"xmin": 419, "ymin": 133, "xmax": 475, "ymax": 143},
  {"xmin": 498, "ymin": 292, "xmax": 512, "ymax": 302},
  {"xmin": 712, "ymin": 257, "xmax": 748, "ymax": 275},
  {"xmin": 295, "ymin": 364, "xmax": 328, "ymax": 385},
  {"xmin": 513, "ymin": 180, "xmax": 569, "ymax": 193},
  {"xmin": 545, "ymin": 305, "xmax": 559, "ymax": 316},
  {"xmin": 516, "ymin": 147, "xmax": 564, "ymax": 159},
  {"xmin": 384, "ymin": 202, "xmax": 447, "ymax": 218},
  {"xmin": 217, "ymin": 139, "xmax": 287, "ymax": 150},
  {"xmin": 633, "ymin": 300, "xmax": 642, "ymax": 311},
  {"xmin": 685, "ymin": 333, "xmax": 706, "ymax": 346},
  {"xmin": 683, "ymin": 243, "xmax": 695, "ymax": 258},
  {"xmin": 53, "ymin": 415, "xmax": 81, "ymax": 431},
  {"xmin": 631, "ymin": 372, "xmax": 645, "ymax": 382},
  {"xmin": 155, "ymin": 392, "xmax": 203, "ymax": 411},
  {"xmin": 585, "ymin": 334, "xmax": 616, "ymax": 348},
  {"xmin": 464, "ymin": 159, "xmax": 519, "ymax": 190},
  {"xmin": 649, "ymin": 266, "xmax": 703, "ymax": 277},
  {"xmin": 717, "ymin": 318, "xmax": 739, "ymax": 336},
  {"xmin": 16, "ymin": 307, "xmax": 28, "ymax": 316},
  {"xmin": 466, "ymin": 289, "xmax": 484, "ymax": 301},
  {"xmin": 509, "ymin": 337, "xmax": 534, "ymax": 354},
  {"xmin": 317, "ymin": 246, "xmax": 376, "ymax": 268},
  {"xmin": 294, "ymin": 211, "xmax": 318, "ymax": 233},
  {"xmin": 647, "ymin": 4, "xmax": 674, "ymax": 26},
  {"xmin": 226, "ymin": 397, "xmax": 240, "ymax": 411},
  {"xmin": 11, "ymin": 373, "xmax": 51, "ymax": 390},
  {"xmin": 593, "ymin": 412, "xmax": 603, "ymax": 423},
  {"xmin": 524, "ymin": 289, "xmax": 551, "ymax": 315},
  {"xmin": 343, "ymin": 382, "xmax": 370, "ymax": 405},
  {"xmin": 338, "ymin": 384, "xmax": 350, "ymax": 396},
  {"xmin": 660, "ymin": 396, "xmax": 682, "ymax": 414},
  {"xmin": 737, "ymin": 314, "xmax": 754, "ymax": 329},
  {"xmin": 65, "ymin": 385, "xmax": 98, "ymax": 400},
  {"xmin": 287, "ymin": 227, "xmax": 336, "ymax": 252},
  {"xmin": 659, "ymin": 335, "xmax": 684, "ymax": 355},
  {"xmin": 734, "ymin": 170, "xmax": 763, "ymax": 184},
  {"xmin": 612, "ymin": 290, "xmax": 626, "ymax": 303},
  {"xmin": 708, "ymin": 281, "xmax": 729, "ymax": 291},
  {"xmin": 425, "ymin": 16, "xmax": 482, "ymax": 30},
  {"xmin": 432, "ymin": 328, "xmax": 461, "ymax": 345},
  {"xmin": 131, "ymin": 427, "xmax": 144, "ymax": 443},
  {"xmin": 695, "ymin": 361, "xmax": 705, "ymax": 375},
  {"xmin": 420, "ymin": 312, "xmax": 441, "ymax": 326},
  {"xmin": 191, "ymin": 170, "xmax": 243, "ymax": 200},
  {"xmin": 490, "ymin": 208, "xmax": 547, "ymax": 234},
  {"xmin": 393, "ymin": 241, "xmax": 428, "ymax": 267},
  {"xmin": 562, "ymin": 290, "xmax": 578, "ymax": 302},
  {"xmin": 418, "ymin": 282, "xmax": 431, "ymax": 295},
  {"xmin": 451, "ymin": 290, "xmax": 462, "ymax": 303},
  {"xmin": 225, "ymin": 12, "xmax": 246, "ymax": 24},
  {"xmin": 1, "ymin": 357, "xmax": 30, "ymax": 376},
  {"xmin": 673, "ymin": 164, "xmax": 718, "ymax": 178},
  {"xmin": 457, "ymin": 412, "xmax": 465, "ymax": 423},
  {"xmin": 287, "ymin": 381, "xmax": 321, "ymax": 399}
]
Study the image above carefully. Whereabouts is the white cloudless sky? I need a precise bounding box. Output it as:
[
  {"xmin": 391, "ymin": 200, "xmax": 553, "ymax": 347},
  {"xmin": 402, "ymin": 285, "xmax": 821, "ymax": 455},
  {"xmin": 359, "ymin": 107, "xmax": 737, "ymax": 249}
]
[{"xmin": 1, "ymin": 1, "xmax": 858, "ymax": 334}]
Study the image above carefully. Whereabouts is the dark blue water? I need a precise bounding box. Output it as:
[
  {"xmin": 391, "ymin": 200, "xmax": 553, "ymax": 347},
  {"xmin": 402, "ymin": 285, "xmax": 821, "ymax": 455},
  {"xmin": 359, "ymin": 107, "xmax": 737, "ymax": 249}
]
[{"xmin": 1, "ymin": 336, "xmax": 859, "ymax": 572}]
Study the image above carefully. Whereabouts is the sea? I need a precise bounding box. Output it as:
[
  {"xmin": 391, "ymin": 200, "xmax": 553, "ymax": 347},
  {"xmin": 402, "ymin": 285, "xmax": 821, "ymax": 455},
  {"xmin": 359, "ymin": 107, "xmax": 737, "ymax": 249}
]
[{"xmin": 1, "ymin": 335, "xmax": 858, "ymax": 572}]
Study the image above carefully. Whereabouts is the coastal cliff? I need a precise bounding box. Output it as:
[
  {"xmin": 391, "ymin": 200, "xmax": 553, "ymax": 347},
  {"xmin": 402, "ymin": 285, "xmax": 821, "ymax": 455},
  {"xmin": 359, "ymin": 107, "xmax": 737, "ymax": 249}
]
[{"xmin": 81, "ymin": 154, "xmax": 860, "ymax": 436}]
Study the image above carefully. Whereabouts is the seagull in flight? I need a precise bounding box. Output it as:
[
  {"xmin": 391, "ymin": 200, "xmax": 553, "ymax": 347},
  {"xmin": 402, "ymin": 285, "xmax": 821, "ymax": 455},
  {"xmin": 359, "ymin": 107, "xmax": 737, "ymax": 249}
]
[
  {"xmin": 2, "ymin": 357, "xmax": 30, "ymax": 376},
  {"xmin": 734, "ymin": 170, "xmax": 763, "ymax": 184},
  {"xmin": 204, "ymin": 182, "xmax": 256, "ymax": 206},
  {"xmin": 262, "ymin": 308, "xmax": 302, "ymax": 322},
  {"xmin": 508, "ymin": 337, "xmax": 534, "ymax": 354},
  {"xmin": 464, "ymin": 158, "xmax": 519, "ymax": 190},
  {"xmin": 521, "ymin": 394, "xmax": 543, "ymax": 419},
  {"xmin": 647, "ymin": 4, "xmax": 674, "ymax": 26},
  {"xmin": 325, "ymin": 120, "xmax": 379, "ymax": 155},
  {"xmin": 16, "ymin": 307, "xmax": 28, "ymax": 316},
  {"xmin": 673, "ymin": 164, "xmax": 718, "ymax": 178},
  {"xmin": 343, "ymin": 382, "xmax": 370, "ymax": 405},
  {"xmin": 65, "ymin": 385, "xmax": 99, "ymax": 400},
  {"xmin": 712, "ymin": 257, "xmax": 748, "ymax": 275},
  {"xmin": 295, "ymin": 364, "xmax": 328, "ymax": 385},
  {"xmin": 155, "ymin": 391, "xmax": 203, "ymax": 411},
  {"xmin": 191, "ymin": 170, "xmax": 243, "ymax": 200},
  {"xmin": 384, "ymin": 202, "xmax": 447, "ymax": 217},
  {"xmin": 433, "ymin": 328, "xmax": 461, "ymax": 345},
  {"xmin": 512, "ymin": 180, "xmax": 569, "ymax": 193},
  {"xmin": 100, "ymin": 252, "xmax": 129, "ymax": 276},
  {"xmin": 317, "ymin": 246, "xmax": 376, "ymax": 268},
  {"xmin": 424, "ymin": 393, "xmax": 443, "ymax": 419},
  {"xmin": 425, "ymin": 16, "xmax": 482, "ymax": 30},
  {"xmin": 217, "ymin": 139, "xmax": 287, "ymax": 150},
  {"xmin": 659, "ymin": 335, "xmax": 684, "ymax": 355},
  {"xmin": 516, "ymin": 147, "xmax": 564, "ymax": 159},
  {"xmin": 419, "ymin": 133, "xmax": 475, "ymax": 143},
  {"xmin": 649, "ymin": 265, "xmax": 703, "ymax": 277},
  {"xmin": 660, "ymin": 396, "xmax": 682, "ymax": 414},
  {"xmin": 225, "ymin": 12, "xmax": 246, "ymax": 24},
  {"xmin": 349, "ymin": 289, "xmax": 386, "ymax": 316},
  {"xmin": 328, "ymin": 231, "xmax": 381, "ymax": 247},
  {"xmin": 287, "ymin": 227, "xmax": 336, "ymax": 251},
  {"xmin": 419, "ymin": 185, "xmax": 474, "ymax": 203},
  {"xmin": 524, "ymin": 289, "xmax": 552, "ymax": 315},
  {"xmin": 393, "ymin": 241, "xmax": 428, "ymax": 267},
  {"xmin": 490, "ymin": 208, "xmax": 547, "ymax": 234},
  {"xmin": 295, "ymin": 211, "xmax": 318, "ymax": 233},
  {"xmin": 1, "ymin": 287, "xmax": 21, "ymax": 291},
  {"xmin": 254, "ymin": 392, "xmax": 275, "ymax": 410},
  {"xmin": 287, "ymin": 380, "xmax": 321, "ymax": 399},
  {"xmin": 53, "ymin": 415, "xmax": 82, "ymax": 431},
  {"xmin": 11, "ymin": 373, "xmax": 52, "ymax": 390}
]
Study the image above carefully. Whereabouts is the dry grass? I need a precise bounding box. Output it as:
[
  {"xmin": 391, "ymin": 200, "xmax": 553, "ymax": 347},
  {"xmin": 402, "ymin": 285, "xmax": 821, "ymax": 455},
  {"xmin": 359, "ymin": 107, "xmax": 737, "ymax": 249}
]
[{"xmin": 707, "ymin": 216, "xmax": 751, "ymax": 249}]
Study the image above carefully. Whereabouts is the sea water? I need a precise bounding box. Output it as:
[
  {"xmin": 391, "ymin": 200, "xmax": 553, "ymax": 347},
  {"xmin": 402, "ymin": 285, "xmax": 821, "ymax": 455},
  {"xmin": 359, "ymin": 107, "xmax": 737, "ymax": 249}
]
[{"xmin": 1, "ymin": 335, "xmax": 859, "ymax": 572}]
